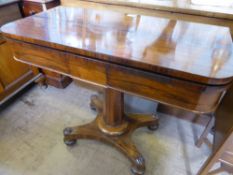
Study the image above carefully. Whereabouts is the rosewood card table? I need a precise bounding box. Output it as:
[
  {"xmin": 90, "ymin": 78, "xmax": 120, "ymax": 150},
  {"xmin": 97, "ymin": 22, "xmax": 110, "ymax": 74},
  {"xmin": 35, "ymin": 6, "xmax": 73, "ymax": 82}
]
[{"xmin": 1, "ymin": 6, "xmax": 233, "ymax": 175}]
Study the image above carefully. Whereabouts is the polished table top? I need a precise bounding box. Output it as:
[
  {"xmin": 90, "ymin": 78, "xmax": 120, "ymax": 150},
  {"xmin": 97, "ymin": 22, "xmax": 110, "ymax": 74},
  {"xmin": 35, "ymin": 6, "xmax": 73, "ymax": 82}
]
[
  {"xmin": 2, "ymin": 6, "xmax": 233, "ymax": 85},
  {"xmin": 78, "ymin": 0, "xmax": 233, "ymax": 20}
]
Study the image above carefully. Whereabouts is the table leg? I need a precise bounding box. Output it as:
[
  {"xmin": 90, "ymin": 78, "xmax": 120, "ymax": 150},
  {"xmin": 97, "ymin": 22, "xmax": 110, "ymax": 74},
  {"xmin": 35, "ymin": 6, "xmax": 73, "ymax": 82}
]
[{"xmin": 63, "ymin": 88, "xmax": 159, "ymax": 175}]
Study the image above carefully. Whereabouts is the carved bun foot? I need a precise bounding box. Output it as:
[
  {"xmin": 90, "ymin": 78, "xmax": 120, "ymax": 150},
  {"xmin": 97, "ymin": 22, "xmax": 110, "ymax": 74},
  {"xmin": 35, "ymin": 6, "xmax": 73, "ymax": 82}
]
[
  {"xmin": 63, "ymin": 127, "xmax": 77, "ymax": 146},
  {"xmin": 63, "ymin": 113, "xmax": 158, "ymax": 175}
]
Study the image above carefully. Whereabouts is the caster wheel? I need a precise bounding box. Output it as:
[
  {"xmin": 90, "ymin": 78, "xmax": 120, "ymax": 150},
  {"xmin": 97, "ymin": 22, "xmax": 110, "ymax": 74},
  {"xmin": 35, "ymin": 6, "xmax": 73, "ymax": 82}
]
[
  {"xmin": 131, "ymin": 167, "xmax": 144, "ymax": 175},
  {"xmin": 64, "ymin": 139, "xmax": 77, "ymax": 146},
  {"xmin": 148, "ymin": 123, "xmax": 159, "ymax": 131}
]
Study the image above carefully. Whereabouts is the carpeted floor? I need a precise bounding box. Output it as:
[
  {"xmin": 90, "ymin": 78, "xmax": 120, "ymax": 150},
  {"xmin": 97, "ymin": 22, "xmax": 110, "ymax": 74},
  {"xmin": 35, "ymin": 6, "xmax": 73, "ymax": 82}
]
[{"xmin": 0, "ymin": 83, "xmax": 227, "ymax": 175}]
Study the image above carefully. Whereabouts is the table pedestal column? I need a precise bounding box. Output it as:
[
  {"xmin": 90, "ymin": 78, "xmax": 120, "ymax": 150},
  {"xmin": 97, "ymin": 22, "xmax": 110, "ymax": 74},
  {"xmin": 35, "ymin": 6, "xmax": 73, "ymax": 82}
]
[{"xmin": 63, "ymin": 88, "xmax": 159, "ymax": 175}]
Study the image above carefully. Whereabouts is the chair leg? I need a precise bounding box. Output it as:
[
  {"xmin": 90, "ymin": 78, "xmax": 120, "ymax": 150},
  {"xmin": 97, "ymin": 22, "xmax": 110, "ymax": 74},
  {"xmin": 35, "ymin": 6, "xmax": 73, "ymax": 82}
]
[
  {"xmin": 196, "ymin": 115, "xmax": 215, "ymax": 148},
  {"xmin": 208, "ymin": 166, "xmax": 225, "ymax": 175}
]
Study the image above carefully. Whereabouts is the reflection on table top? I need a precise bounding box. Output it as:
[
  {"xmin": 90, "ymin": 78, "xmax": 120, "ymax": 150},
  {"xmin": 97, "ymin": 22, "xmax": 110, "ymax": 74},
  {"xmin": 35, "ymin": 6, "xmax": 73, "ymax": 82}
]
[
  {"xmin": 80, "ymin": 0, "xmax": 233, "ymax": 20},
  {"xmin": 2, "ymin": 6, "xmax": 233, "ymax": 85}
]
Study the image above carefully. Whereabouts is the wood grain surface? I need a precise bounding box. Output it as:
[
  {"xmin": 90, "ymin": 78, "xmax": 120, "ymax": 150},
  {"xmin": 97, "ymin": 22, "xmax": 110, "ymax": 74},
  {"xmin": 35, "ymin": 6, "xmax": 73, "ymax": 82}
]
[
  {"xmin": 76, "ymin": 0, "xmax": 233, "ymax": 20},
  {"xmin": 1, "ymin": 6, "xmax": 233, "ymax": 85}
]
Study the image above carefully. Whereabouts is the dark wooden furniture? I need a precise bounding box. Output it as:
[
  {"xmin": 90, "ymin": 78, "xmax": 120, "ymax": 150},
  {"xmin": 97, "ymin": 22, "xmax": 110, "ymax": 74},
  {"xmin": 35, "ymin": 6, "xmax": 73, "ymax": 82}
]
[
  {"xmin": 80, "ymin": 0, "xmax": 233, "ymax": 149},
  {"xmin": 79, "ymin": 0, "xmax": 233, "ymax": 125},
  {"xmin": 22, "ymin": 0, "xmax": 60, "ymax": 16},
  {"xmin": 60, "ymin": 2, "xmax": 233, "ymax": 150},
  {"xmin": 199, "ymin": 132, "xmax": 233, "ymax": 174},
  {"xmin": 21, "ymin": 0, "xmax": 72, "ymax": 88},
  {"xmin": 77, "ymin": 0, "xmax": 233, "ymax": 37},
  {"xmin": 0, "ymin": 0, "xmax": 39, "ymax": 104},
  {"xmin": 2, "ymin": 7, "xmax": 233, "ymax": 175},
  {"xmin": 198, "ymin": 85, "xmax": 233, "ymax": 175}
]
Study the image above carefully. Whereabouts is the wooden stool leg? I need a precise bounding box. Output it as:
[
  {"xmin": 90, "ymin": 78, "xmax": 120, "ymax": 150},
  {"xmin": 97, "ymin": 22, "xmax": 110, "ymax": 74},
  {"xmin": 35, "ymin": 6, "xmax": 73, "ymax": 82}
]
[{"xmin": 63, "ymin": 88, "xmax": 159, "ymax": 175}]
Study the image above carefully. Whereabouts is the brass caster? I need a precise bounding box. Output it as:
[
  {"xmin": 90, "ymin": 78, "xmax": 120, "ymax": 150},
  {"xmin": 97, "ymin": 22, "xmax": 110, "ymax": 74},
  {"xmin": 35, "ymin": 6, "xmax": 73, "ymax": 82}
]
[
  {"xmin": 64, "ymin": 139, "xmax": 77, "ymax": 146},
  {"xmin": 130, "ymin": 156, "xmax": 145, "ymax": 175},
  {"xmin": 131, "ymin": 166, "xmax": 145, "ymax": 175}
]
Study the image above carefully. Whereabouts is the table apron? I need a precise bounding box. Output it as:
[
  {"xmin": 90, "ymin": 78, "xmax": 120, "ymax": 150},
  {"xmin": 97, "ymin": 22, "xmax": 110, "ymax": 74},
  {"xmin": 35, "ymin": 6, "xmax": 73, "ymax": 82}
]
[{"xmin": 9, "ymin": 39, "xmax": 229, "ymax": 114}]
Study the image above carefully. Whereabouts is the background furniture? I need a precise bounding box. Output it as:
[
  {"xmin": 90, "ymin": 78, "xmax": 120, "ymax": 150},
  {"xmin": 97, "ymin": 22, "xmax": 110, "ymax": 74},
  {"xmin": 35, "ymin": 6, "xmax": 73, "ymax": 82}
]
[
  {"xmin": 195, "ymin": 114, "xmax": 215, "ymax": 148},
  {"xmin": 22, "ymin": 0, "xmax": 60, "ymax": 16},
  {"xmin": 0, "ymin": 0, "xmax": 40, "ymax": 104},
  {"xmin": 21, "ymin": 0, "xmax": 72, "ymax": 88},
  {"xmin": 198, "ymin": 85, "xmax": 233, "ymax": 175},
  {"xmin": 200, "ymin": 132, "xmax": 233, "ymax": 174},
  {"xmin": 0, "ymin": 0, "xmax": 72, "ymax": 105}
]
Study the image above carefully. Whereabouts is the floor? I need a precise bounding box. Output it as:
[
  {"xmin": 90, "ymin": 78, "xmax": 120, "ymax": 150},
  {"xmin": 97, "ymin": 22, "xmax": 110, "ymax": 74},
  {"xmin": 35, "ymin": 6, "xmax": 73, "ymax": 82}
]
[{"xmin": 0, "ymin": 82, "xmax": 227, "ymax": 175}]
